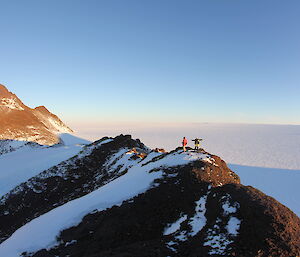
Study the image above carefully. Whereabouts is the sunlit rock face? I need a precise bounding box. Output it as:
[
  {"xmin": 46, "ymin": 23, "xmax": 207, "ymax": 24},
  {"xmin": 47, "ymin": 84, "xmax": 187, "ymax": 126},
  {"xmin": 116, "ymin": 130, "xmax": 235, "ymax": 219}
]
[{"xmin": 0, "ymin": 84, "xmax": 72, "ymax": 145}]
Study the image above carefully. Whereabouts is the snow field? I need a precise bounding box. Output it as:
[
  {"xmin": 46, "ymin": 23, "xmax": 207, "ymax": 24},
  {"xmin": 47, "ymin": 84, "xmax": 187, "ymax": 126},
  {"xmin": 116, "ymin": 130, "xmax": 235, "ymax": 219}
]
[
  {"xmin": 0, "ymin": 144, "xmax": 83, "ymax": 197},
  {"xmin": 230, "ymin": 164, "xmax": 300, "ymax": 217},
  {"xmin": 0, "ymin": 134, "xmax": 92, "ymax": 198}
]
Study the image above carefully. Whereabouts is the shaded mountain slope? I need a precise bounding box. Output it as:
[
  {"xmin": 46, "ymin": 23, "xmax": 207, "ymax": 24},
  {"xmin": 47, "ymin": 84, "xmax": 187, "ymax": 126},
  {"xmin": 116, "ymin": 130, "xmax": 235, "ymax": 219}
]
[
  {"xmin": 0, "ymin": 136, "xmax": 88, "ymax": 200},
  {"xmin": 0, "ymin": 139, "xmax": 43, "ymax": 156},
  {"xmin": 0, "ymin": 135, "xmax": 299, "ymax": 257},
  {"xmin": 30, "ymin": 166, "xmax": 300, "ymax": 257},
  {"xmin": 0, "ymin": 135, "xmax": 147, "ymax": 243}
]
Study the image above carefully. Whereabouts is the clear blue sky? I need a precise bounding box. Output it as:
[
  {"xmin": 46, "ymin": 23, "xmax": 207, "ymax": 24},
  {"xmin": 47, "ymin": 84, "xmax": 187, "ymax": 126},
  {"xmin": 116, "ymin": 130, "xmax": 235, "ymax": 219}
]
[{"xmin": 1, "ymin": 0, "xmax": 299, "ymax": 125}]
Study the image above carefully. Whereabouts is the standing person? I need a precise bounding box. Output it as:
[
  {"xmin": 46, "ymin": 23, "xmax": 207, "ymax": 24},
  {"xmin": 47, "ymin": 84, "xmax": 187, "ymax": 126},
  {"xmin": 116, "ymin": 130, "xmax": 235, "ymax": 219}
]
[
  {"xmin": 192, "ymin": 138, "xmax": 203, "ymax": 151},
  {"xmin": 182, "ymin": 137, "xmax": 188, "ymax": 152}
]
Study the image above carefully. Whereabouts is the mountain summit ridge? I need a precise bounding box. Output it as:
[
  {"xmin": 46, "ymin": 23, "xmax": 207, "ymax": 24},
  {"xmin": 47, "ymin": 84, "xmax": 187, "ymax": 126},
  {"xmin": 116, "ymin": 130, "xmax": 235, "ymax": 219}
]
[
  {"xmin": 0, "ymin": 84, "xmax": 72, "ymax": 145},
  {"xmin": 0, "ymin": 84, "xmax": 11, "ymax": 93},
  {"xmin": 0, "ymin": 135, "xmax": 299, "ymax": 257}
]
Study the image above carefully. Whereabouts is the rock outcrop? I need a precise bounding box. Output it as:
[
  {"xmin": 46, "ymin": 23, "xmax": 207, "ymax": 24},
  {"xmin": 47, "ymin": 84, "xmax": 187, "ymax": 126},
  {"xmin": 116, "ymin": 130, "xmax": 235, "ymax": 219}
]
[{"xmin": 0, "ymin": 84, "xmax": 72, "ymax": 145}]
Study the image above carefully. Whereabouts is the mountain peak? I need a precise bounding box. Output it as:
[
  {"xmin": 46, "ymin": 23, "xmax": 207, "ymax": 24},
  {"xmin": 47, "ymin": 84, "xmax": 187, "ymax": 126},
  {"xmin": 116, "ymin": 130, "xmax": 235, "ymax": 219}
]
[
  {"xmin": 0, "ymin": 84, "xmax": 73, "ymax": 145},
  {"xmin": 34, "ymin": 105, "xmax": 52, "ymax": 115},
  {"xmin": 0, "ymin": 84, "xmax": 9, "ymax": 92},
  {"xmin": 34, "ymin": 105, "xmax": 48, "ymax": 111},
  {"xmin": 0, "ymin": 84, "xmax": 15, "ymax": 100}
]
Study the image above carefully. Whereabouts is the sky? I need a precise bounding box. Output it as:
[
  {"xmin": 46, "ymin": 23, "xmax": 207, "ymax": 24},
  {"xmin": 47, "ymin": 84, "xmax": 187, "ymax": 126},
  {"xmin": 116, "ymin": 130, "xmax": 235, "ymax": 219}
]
[{"xmin": 0, "ymin": 0, "xmax": 299, "ymax": 125}]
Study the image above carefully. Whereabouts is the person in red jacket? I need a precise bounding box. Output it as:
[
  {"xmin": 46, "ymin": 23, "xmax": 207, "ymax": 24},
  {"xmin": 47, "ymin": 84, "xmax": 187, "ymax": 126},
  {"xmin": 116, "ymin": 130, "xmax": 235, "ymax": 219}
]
[{"xmin": 182, "ymin": 137, "xmax": 188, "ymax": 152}]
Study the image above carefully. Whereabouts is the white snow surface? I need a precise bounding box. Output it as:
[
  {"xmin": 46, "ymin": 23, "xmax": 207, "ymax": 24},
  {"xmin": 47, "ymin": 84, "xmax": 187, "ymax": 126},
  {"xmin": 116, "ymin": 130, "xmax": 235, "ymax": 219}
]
[
  {"xmin": 0, "ymin": 134, "xmax": 90, "ymax": 197},
  {"xmin": 189, "ymin": 195, "xmax": 208, "ymax": 236},
  {"xmin": 230, "ymin": 164, "xmax": 300, "ymax": 217},
  {"xmin": 0, "ymin": 148, "xmax": 209, "ymax": 257},
  {"xmin": 59, "ymin": 133, "xmax": 91, "ymax": 146},
  {"xmin": 226, "ymin": 217, "xmax": 241, "ymax": 236},
  {"xmin": 0, "ymin": 140, "xmax": 28, "ymax": 150},
  {"xmin": 0, "ymin": 140, "xmax": 39, "ymax": 155},
  {"xmin": 222, "ymin": 196, "xmax": 239, "ymax": 216},
  {"xmin": 164, "ymin": 215, "xmax": 188, "ymax": 236}
]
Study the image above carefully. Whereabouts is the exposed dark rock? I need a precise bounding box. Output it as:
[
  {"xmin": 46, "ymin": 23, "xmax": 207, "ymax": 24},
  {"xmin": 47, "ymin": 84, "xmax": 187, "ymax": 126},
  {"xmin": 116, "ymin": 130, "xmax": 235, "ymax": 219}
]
[
  {"xmin": 0, "ymin": 135, "xmax": 147, "ymax": 243},
  {"xmin": 30, "ymin": 162, "xmax": 300, "ymax": 257},
  {"xmin": 1, "ymin": 135, "xmax": 299, "ymax": 257}
]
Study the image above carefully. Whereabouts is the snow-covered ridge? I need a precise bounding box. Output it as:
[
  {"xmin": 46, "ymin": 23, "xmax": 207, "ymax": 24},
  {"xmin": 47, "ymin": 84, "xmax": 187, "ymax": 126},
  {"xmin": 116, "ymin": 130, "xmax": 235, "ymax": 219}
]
[
  {"xmin": 0, "ymin": 136, "xmax": 149, "ymax": 246},
  {"xmin": 0, "ymin": 135, "xmax": 91, "ymax": 198},
  {"xmin": 0, "ymin": 138, "xmax": 108, "ymax": 203},
  {"xmin": 0, "ymin": 135, "xmax": 299, "ymax": 257},
  {"xmin": 0, "ymin": 140, "xmax": 44, "ymax": 156},
  {"xmin": 0, "ymin": 140, "xmax": 220, "ymax": 257}
]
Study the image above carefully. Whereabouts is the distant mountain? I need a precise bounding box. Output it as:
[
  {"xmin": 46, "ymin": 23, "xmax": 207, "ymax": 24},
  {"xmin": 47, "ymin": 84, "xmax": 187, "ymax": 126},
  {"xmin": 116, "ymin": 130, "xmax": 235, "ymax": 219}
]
[
  {"xmin": 0, "ymin": 84, "xmax": 72, "ymax": 145},
  {"xmin": 0, "ymin": 135, "xmax": 299, "ymax": 257}
]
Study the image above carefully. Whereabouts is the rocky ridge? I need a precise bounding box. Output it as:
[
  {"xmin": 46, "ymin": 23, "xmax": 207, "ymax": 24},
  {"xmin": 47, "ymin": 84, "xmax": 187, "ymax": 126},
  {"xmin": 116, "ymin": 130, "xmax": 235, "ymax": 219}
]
[
  {"xmin": 0, "ymin": 84, "xmax": 72, "ymax": 145},
  {"xmin": 0, "ymin": 135, "xmax": 299, "ymax": 257}
]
